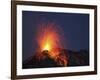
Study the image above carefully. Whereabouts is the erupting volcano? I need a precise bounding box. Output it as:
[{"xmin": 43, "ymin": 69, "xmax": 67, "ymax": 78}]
[
  {"xmin": 34, "ymin": 22, "xmax": 68, "ymax": 67},
  {"xmin": 23, "ymin": 22, "xmax": 89, "ymax": 68},
  {"xmin": 23, "ymin": 11, "xmax": 89, "ymax": 69}
]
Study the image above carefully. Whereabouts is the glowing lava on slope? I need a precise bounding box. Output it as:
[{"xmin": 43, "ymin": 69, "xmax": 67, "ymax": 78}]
[{"xmin": 36, "ymin": 22, "xmax": 68, "ymax": 66}]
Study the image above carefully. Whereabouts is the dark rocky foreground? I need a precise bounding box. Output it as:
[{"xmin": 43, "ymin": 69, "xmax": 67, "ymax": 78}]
[{"xmin": 23, "ymin": 49, "xmax": 89, "ymax": 69}]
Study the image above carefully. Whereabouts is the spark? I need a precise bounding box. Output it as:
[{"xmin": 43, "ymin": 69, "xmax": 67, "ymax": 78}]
[{"xmin": 35, "ymin": 22, "xmax": 68, "ymax": 66}]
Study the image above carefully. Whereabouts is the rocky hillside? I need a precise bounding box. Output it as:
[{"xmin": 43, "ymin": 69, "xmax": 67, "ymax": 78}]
[{"xmin": 23, "ymin": 49, "xmax": 89, "ymax": 69}]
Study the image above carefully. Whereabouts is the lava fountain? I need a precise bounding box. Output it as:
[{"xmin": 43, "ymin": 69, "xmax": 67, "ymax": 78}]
[{"xmin": 36, "ymin": 22, "xmax": 68, "ymax": 66}]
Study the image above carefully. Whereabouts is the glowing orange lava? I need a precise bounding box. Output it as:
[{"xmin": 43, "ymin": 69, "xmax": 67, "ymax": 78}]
[
  {"xmin": 36, "ymin": 23, "xmax": 64, "ymax": 54},
  {"xmin": 35, "ymin": 22, "xmax": 68, "ymax": 66},
  {"xmin": 43, "ymin": 43, "xmax": 50, "ymax": 51}
]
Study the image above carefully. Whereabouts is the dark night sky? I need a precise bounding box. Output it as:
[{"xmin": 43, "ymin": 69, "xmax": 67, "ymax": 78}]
[{"xmin": 22, "ymin": 11, "xmax": 89, "ymax": 61}]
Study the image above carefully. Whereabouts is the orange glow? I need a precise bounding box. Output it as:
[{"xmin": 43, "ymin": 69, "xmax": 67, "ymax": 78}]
[
  {"xmin": 35, "ymin": 22, "xmax": 68, "ymax": 66},
  {"xmin": 36, "ymin": 23, "xmax": 64, "ymax": 52},
  {"xmin": 43, "ymin": 43, "xmax": 50, "ymax": 51}
]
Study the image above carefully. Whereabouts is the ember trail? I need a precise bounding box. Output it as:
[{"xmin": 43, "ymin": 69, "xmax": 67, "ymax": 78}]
[
  {"xmin": 23, "ymin": 22, "xmax": 89, "ymax": 68},
  {"xmin": 35, "ymin": 22, "xmax": 68, "ymax": 67},
  {"xmin": 22, "ymin": 11, "xmax": 89, "ymax": 69}
]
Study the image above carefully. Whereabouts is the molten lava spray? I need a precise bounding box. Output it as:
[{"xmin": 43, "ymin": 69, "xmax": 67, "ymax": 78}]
[{"xmin": 36, "ymin": 22, "xmax": 68, "ymax": 66}]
